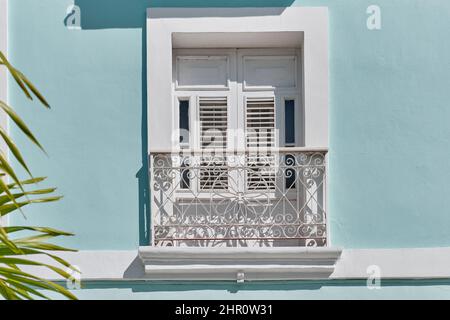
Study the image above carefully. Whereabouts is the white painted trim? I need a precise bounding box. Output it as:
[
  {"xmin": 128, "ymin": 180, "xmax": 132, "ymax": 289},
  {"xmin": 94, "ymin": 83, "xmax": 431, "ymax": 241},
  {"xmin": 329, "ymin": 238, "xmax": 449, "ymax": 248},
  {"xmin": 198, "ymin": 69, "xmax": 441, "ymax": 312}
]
[
  {"xmin": 175, "ymin": 55, "xmax": 231, "ymax": 91},
  {"xmin": 19, "ymin": 247, "xmax": 450, "ymax": 282},
  {"xmin": 23, "ymin": 251, "xmax": 142, "ymax": 281},
  {"xmin": 332, "ymin": 248, "xmax": 450, "ymax": 280},
  {"xmin": 147, "ymin": 7, "xmax": 329, "ymax": 152},
  {"xmin": 0, "ymin": 0, "xmax": 8, "ymax": 227},
  {"xmin": 241, "ymin": 55, "xmax": 298, "ymax": 91}
]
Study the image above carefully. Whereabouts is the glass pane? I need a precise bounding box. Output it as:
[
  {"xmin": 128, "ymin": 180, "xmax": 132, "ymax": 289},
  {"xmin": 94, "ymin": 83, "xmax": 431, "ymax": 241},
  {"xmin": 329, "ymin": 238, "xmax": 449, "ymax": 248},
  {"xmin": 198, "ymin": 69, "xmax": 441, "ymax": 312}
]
[
  {"xmin": 285, "ymin": 100, "xmax": 295, "ymax": 145},
  {"xmin": 179, "ymin": 100, "xmax": 190, "ymax": 145}
]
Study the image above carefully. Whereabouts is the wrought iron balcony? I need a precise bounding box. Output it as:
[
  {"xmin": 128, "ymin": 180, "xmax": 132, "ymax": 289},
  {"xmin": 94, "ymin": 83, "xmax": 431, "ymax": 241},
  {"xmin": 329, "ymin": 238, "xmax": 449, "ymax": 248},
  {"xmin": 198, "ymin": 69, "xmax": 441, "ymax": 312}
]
[{"xmin": 150, "ymin": 148, "xmax": 328, "ymax": 248}]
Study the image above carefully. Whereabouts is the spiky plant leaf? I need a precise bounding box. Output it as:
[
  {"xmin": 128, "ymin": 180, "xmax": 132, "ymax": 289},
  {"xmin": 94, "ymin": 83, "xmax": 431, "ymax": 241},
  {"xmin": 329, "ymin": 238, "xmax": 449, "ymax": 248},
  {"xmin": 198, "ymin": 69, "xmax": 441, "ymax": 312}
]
[{"xmin": 0, "ymin": 50, "xmax": 77, "ymax": 300}]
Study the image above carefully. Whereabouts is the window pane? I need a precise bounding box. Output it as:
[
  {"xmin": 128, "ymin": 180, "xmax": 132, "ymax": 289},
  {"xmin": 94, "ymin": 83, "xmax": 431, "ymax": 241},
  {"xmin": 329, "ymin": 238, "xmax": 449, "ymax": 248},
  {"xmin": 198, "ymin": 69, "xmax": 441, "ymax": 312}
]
[
  {"xmin": 285, "ymin": 100, "xmax": 295, "ymax": 145},
  {"xmin": 179, "ymin": 100, "xmax": 190, "ymax": 145}
]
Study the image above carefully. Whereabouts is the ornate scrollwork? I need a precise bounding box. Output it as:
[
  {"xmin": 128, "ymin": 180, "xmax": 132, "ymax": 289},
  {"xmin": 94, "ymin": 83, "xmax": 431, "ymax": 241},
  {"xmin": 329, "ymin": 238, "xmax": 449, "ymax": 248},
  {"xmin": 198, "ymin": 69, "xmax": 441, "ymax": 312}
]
[{"xmin": 151, "ymin": 151, "xmax": 327, "ymax": 247}]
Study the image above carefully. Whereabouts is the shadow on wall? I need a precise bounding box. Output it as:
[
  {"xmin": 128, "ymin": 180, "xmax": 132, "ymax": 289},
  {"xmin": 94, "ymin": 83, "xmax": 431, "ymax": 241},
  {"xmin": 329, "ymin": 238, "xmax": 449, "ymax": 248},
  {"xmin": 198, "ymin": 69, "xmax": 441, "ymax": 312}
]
[
  {"xmin": 82, "ymin": 279, "xmax": 326, "ymax": 293},
  {"xmin": 62, "ymin": 278, "xmax": 450, "ymax": 294},
  {"xmin": 72, "ymin": 0, "xmax": 296, "ymax": 246},
  {"xmin": 74, "ymin": 0, "xmax": 296, "ymax": 29}
]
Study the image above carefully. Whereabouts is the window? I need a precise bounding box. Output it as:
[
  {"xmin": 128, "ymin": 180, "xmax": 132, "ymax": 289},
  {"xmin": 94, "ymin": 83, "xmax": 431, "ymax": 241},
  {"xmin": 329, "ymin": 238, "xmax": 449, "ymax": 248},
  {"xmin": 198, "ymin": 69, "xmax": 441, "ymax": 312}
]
[
  {"xmin": 173, "ymin": 48, "xmax": 302, "ymax": 192},
  {"xmin": 144, "ymin": 6, "xmax": 333, "ymax": 280}
]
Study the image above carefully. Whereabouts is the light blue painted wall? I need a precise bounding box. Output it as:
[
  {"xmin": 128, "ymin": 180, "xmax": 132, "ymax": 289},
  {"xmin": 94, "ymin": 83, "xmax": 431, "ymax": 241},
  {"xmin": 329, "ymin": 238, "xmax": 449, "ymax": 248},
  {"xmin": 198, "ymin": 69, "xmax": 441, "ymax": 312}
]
[
  {"xmin": 8, "ymin": 0, "xmax": 450, "ymax": 252},
  {"xmin": 42, "ymin": 279, "xmax": 450, "ymax": 300}
]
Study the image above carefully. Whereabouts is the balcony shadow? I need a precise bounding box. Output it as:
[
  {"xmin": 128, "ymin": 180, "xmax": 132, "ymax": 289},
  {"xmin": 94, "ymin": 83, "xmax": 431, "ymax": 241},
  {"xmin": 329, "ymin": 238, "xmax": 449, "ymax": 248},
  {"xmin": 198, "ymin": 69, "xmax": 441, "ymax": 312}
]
[{"xmin": 72, "ymin": 0, "xmax": 296, "ymax": 246}]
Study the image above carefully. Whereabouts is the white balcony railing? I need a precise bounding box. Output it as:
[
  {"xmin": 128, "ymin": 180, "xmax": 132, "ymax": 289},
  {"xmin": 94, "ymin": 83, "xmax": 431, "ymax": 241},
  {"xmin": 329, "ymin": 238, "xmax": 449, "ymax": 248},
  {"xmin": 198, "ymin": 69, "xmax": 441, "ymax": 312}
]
[{"xmin": 150, "ymin": 148, "xmax": 327, "ymax": 248}]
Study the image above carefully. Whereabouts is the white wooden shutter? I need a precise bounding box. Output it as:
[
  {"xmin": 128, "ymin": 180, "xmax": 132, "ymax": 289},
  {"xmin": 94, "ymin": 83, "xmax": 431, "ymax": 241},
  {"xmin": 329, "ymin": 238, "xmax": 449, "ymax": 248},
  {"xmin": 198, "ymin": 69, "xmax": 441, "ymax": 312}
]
[
  {"xmin": 245, "ymin": 97, "xmax": 276, "ymax": 191},
  {"xmin": 245, "ymin": 98, "xmax": 276, "ymax": 148},
  {"xmin": 199, "ymin": 97, "xmax": 228, "ymax": 190},
  {"xmin": 199, "ymin": 97, "xmax": 228, "ymax": 149}
]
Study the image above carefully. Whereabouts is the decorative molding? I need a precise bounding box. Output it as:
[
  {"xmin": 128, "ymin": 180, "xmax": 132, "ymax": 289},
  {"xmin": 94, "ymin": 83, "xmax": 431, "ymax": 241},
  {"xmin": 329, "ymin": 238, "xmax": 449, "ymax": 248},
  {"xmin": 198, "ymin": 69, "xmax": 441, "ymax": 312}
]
[
  {"xmin": 149, "ymin": 150, "xmax": 328, "ymax": 248},
  {"xmin": 175, "ymin": 55, "xmax": 230, "ymax": 90},
  {"xmin": 18, "ymin": 247, "xmax": 450, "ymax": 282},
  {"xmin": 242, "ymin": 55, "xmax": 298, "ymax": 91},
  {"xmin": 138, "ymin": 247, "xmax": 343, "ymax": 281},
  {"xmin": 147, "ymin": 7, "xmax": 329, "ymax": 151}
]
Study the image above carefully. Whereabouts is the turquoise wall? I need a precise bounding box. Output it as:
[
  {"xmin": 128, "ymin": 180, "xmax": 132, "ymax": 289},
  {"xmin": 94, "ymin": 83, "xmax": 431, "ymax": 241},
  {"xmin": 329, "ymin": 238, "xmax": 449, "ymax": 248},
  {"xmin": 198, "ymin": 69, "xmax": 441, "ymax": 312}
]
[
  {"xmin": 42, "ymin": 279, "xmax": 450, "ymax": 300},
  {"xmin": 8, "ymin": 0, "xmax": 450, "ymax": 252}
]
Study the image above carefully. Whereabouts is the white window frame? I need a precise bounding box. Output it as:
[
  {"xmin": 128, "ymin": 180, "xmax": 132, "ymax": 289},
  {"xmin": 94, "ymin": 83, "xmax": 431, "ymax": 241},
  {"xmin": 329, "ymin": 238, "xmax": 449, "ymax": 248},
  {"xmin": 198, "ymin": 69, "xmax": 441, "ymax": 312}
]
[
  {"xmin": 172, "ymin": 48, "xmax": 303, "ymax": 198},
  {"xmin": 240, "ymin": 56, "xmax": 298, "ymax": 92},
  {"xmin": 172, "ymin": 48, "xmax": 237, "ymax": 151},
  {"xmin": 173, "ymin": 48, "xmax": 302, "ymax": 149},
  {"xmin": 144, "ymin": 7, "xmax": 337, "ymax": 281},
  {"xmin": 237, "ymin": 48, "xmax": 302, "ymax": 149},
  {"xmin": 175, "ymin": 55, "xmax": 231, "ymax": 91},
  {"xmin": 147, "ymin": 7, "xmax": 329, "ymax": 152}
]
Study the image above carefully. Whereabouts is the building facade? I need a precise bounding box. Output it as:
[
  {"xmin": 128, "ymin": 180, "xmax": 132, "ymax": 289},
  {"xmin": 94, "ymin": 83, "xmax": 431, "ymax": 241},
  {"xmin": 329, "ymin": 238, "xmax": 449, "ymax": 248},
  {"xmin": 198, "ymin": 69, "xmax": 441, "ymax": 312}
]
[{"xmin": 2, "ymin": 0, "xmax": 450, "ymax": 299}]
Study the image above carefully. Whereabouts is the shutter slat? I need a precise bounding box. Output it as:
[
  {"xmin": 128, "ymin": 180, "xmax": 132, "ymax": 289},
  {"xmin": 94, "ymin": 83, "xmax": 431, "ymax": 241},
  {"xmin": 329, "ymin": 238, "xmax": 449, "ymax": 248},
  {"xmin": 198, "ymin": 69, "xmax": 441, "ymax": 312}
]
[
  {"xmin": 199, "ymin": 98, "xmax": 228, "ymax": 190},
  {"xmin": 245, "ymin": 98, "xmax": 276, "ymax": 191}
]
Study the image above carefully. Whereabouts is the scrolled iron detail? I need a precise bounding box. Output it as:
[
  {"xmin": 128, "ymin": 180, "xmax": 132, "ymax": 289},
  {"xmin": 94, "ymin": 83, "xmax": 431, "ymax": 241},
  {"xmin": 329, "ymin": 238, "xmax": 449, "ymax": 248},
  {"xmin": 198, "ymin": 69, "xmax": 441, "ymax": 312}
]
[{"xmin": 151, "ymin": 150, "xmax": 327, "ymax": 247}]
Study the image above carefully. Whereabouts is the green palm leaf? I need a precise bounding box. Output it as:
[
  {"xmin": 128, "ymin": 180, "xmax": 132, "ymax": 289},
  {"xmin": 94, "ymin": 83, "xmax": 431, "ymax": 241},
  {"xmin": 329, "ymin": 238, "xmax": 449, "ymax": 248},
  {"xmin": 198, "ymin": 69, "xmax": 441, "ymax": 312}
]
[
  {"xmin": 6, "ymin": 177, "xmax": 46, "ymax": 190},
  {"xmin": 0, "ymin": 127, "xmax": 32, "ymax": 175},
  {"xmin": 0, "ymin": 267, "xmax": 77, "ymax": 300},
  {"xmin": 13, "ymin": 69, "xmax": 51, "ymax": 108},
  {"xmin": 0, "ymin": 52, "xmax": 32, "ymax": 100},
  {"xmin": 0, "ymin": 50, "xmax": 77, "ymax": 300},
  {"xmin": 0, "ymin": 188, "xmax": 56, "ymax": 206},
  {"xmin": 0, "ymin": 100, "xmax": 45, "ymax": 153},
  {"xmin": 4, "ymin": 226, "xmax": 73, "ymax": 236},
  {"xmin": 2, "ymin": 277, "xmax": 50, "ymax": 300}
]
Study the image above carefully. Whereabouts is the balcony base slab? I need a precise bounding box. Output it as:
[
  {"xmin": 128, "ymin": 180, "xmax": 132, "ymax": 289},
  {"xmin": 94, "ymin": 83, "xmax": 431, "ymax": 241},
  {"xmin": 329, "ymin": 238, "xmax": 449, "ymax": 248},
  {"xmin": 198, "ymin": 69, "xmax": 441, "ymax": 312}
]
[{"xmin": 138, "ymin": 247, "xmax": 342, "ymax": 281}]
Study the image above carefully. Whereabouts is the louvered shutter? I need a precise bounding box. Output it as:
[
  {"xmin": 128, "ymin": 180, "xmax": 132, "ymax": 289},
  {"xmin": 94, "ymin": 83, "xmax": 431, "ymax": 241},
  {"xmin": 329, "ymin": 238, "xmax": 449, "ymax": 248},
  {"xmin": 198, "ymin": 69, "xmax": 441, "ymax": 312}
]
[
  {"xmin": 199, "ymin": 97, "xmax": 228, "ymax": 190},
  {"xmin": 245, "ymin": 98, "xmax": 276, "ymax": 191},
  {"xmin": 245, "ymin": 98, "xmax": 276, "ymax": 148},
  {"xmin": 199, "ymin": 98, "xmax": 228, "ymax": 149}
]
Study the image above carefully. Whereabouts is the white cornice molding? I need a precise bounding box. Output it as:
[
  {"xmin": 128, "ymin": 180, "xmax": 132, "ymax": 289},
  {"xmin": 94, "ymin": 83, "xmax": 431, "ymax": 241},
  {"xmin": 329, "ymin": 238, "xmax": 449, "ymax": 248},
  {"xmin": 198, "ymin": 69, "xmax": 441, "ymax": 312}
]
[
  {"xmin": 138, "ymin": 247, "xmax": 343, "ymax": 281},
  {"xmin": 147, "ymin": 6, "xmax": 329, "ymax": 151},
  {"xmin": 18, "ymin": 247, "xmax": 450, "ymax": 282}
]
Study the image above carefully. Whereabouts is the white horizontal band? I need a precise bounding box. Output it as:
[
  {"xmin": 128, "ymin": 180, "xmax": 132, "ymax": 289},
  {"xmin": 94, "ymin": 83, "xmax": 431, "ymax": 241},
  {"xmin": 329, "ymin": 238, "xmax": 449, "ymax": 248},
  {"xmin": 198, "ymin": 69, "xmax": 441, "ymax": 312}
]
[{"xmin": 19, "ymin": 247, "xmax": 450, "ymax": 282}]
